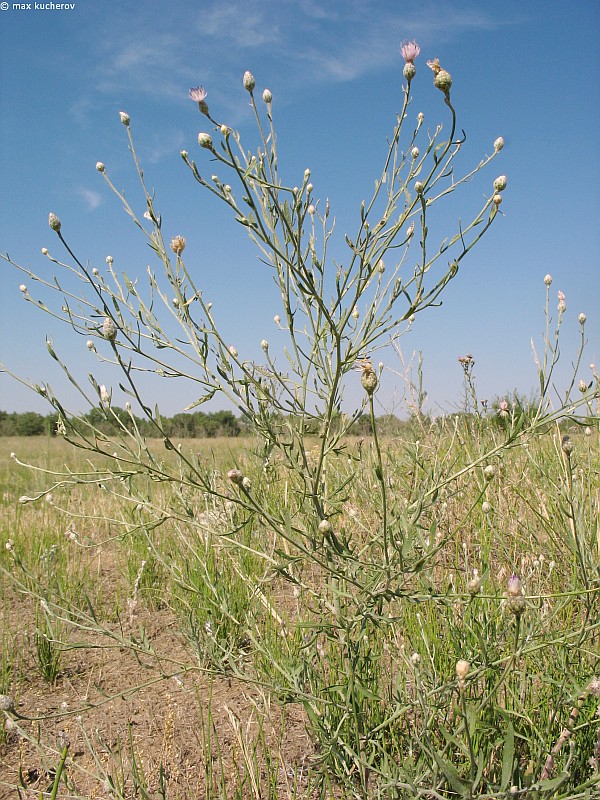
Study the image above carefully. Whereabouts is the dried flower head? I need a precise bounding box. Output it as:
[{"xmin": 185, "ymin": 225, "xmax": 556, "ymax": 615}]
[
  {"xmin": 170, "ymin": 235, "xmax": 186, "ymax": 255},
  {"xmin": 427, "ymin": 58, "xmax": 452, "ymax": 95},
  {"xmin": 227, "ymin": 469, "xmax": 244, "ymax": 486}
]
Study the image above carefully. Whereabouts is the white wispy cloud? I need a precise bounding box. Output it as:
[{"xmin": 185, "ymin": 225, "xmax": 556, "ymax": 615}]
[{"xmin": 77, "ymin": 187, "xmax": 103, "ymax": 212}]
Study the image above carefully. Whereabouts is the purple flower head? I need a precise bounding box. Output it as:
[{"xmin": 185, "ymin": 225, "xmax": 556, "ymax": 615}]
[
  {"xmin": 401, "ymin": 40, "xmax": 420, "ymax": 64},
  {"xmin": 189, "ymin": 86, "xmax": 207, "ymax": 103}
]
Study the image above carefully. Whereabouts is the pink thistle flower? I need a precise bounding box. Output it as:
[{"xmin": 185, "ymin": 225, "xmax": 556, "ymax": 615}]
[
  {"xmin": 401, "ymin": 40, "xmax": 420, "ymax": 64},
  {"xmin": 189, "ymin": 86, "xmax": 207, "ymax": 103}
]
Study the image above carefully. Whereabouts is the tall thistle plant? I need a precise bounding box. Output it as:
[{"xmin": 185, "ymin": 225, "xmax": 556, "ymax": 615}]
[{"xmin": 3, "ymin": 42, "xmax": 598, "ymax": 798}]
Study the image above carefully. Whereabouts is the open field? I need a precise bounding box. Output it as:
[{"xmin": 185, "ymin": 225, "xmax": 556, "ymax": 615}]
[{"xmin": 1, "ymin": 426, "xmax": 599, "ymax": 799}]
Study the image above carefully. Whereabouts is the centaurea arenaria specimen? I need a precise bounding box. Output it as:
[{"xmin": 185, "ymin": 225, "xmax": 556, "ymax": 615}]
[
  {"xmin": 189, "ymin": 86, "xmax": 209, "ymax": 115},
  {"xmin": 401, "ymin": 39, "xmax": 420, "ymax": 81}
]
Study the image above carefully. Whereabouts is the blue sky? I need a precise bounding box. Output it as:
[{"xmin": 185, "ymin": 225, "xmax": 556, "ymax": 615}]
[{"xmin": 1, "ymin": 0, "xmax": 599, "ymax": 418}]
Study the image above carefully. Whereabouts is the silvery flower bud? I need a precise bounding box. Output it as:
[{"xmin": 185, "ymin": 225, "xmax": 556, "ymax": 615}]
[
  {"xmin": 263, "ymin": 88, "xmax": 272, "ymax": 104},
  {"xmin": 578, "ymin": 312, "xmax": 586, "ymax": 325},
  {"xmin": 242, "ymin": 476, "xmax": 252, "ymax": 491},
  {"xmin": 493, "ymin": 175, "xmax": 507, "ymax": 192},
  {"xmin": 561, "ymin": 435, "xmax": 574, "ymax": 455},
  {"xmin": 243, "ymin": 70, "xmax": 255, "ymax": 92},
  {"xmin": 261, "ymin": 339, "xmax": 269, "ymax": 351},
  {"xmin": 102, "ymin": 317, "xmax": 117, "ymax": 341},
  {"xmin": 484, "ymin": 464, "xmax": 495, "ymax": 481},
  {"xmin": 198, "ymin": 132, "xmax": 213, "ymax": 149},
  {"xmin": 48, "ymin": 212, "xmax": 61, "ymax": 232},
  {"xmin": 455, "ymin": 659, "xmax": 470, "ymax": 685},
  {"xmin": 544, "ymin": 274, "xmax": 553, "ymax": 286},
  {"xmin": 361, "ymin": 369, "xmax": 378, "ymax": 396},
  {"xmin": 96, "ymin": 162, "xmax": 105, "ymax": 173},
  {"xmin": 403, "ymin": 62, "xmax": 416, "ymax": 82},
  {"xmin": 86, "ymin": 340, "xmax": 95, "ymax": 350},
  {"xmin": 411, "ymin": 147, "xmax": 419, "ymax": 159},
  {"xmin": 119, "ymin": 111, "xmax": 130, "ymax": 126},
  {"xmin": 494, "ymin": 137, "xmax": 504, "ymax": 152},
  {"xmin": 19, "ymin": 284, "xmax": 27, "ymax": 293},
  {"xmin": 318, "ymin": 519, "xmax": 332, "ymax": 536},
  {"xmin": 578, "ymin": 380, "xmax": 588, "ymax": 393},
  {"xmin": 493, "ymin": 194, "xmax": 503, "ymax": 206},
  {"xmin": 414, "ymin": 181, "xmax": 424, "ymax": 194},
  {"xmin": 0, "ymin": 694, "xmax": 15, "ymax": 713},
  {"xmin": 100, "ymin": 385, "xmax": 110, "ymax": 404}
]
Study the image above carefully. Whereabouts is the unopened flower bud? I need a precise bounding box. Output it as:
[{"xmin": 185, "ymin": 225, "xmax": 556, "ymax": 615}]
[
  {"xmin": 106, "ymin": 255, "xmax": 113, "ymax": 264},
  {"xmin": 561, "ymin": 435, "xmax": 574, "ymax": 455},
  {"xmin": 414, "ymin": 181, "xmax": 424, "ymax": 195},
  {"xmin": 96, "ymin": 162, "xmax": 105, "ymax": 173},
  {"xmin": 403, "ymin": 62, "xmax": 416, "ymax": 82},
  {"xmin": 102, "ymin": 317, "xmax": 117, "ymax": 341},
  {"xmin": 274, "ymin": 315, "xmax": 281, "ymax": 325},
  {"xmin": 493, "ymin": 193, "xmax": 503, "ymax": 206},
  {"xmin": 494, "ymin": 137, "xmax": 504, "ymax": 152},
  {"xmin": 307, "ymin": 204, "xmax": 316, "ymax": 215},
  {"xmin": 86, "ymin": 340, "xmax": 95, "ymax": 350},
  {"xmin": 361, "ymin": 368, "xmax": 378, "ymax": 396},
  {"xmin": 198, "ymin": 132, "xmax": 213, "ymax": 149},
  {"xmin": 19, "ymin": 284, "xmax": 27, "ymax": 293},
  {"xmin": 119, "ymin": 111, "xmax": 130, "ymax": 126},
  {"xmin": 484, "ymin": 464, "xmax": 495, "ymax": 481},
  {"xmin": 243, "ymin": 70, "xmax": 255, "ymax": 92},
  {"xmin": 261, "ymin": 339, "xmax": 269, "ymax": 351},
  {"xmin": 468, "ymin": 572, "xmax": 482, "ymax": 595},
  {"xmin": 482, "ymin": 501, "xmax": 491, "ymax": 514},
  {"xmin": 318, "ymin": 519, "xmax": 332, "ymax": 536},
  {"xmin": 100, "ymin": 385, "xmax": 110, "ymax": 404},
  {"xmin": 263, "ymin": 88, "xmax": 272, "ymax": 104},
  {"xmin": 493, "ymin": 175, "xmax": 507, "ymax": 192},
  {"xmin": 578, "ymin": 380, "xmax": 588, "ymax": 393},
  {"xmin": 228, "ymin": 345, "xmax": 238, "ymax": 358},
  {"xmin": 544, "ymin": 274, "xmax": 552, "ymax": 286},
  {"xmin": 578, "ymin": 312, "xmax": 586, "ymax": 325},
  {"xmin": 41, "ymin": 247, "xmax": 48, "ymax": 255},
  {"xmin": 242, "ymin": 476, "xmax": 252, "ymax": 491},
  {"xmin": 417, "ymin": 112, "xmax": 424, "ymax": 124},
  {"xmin": 48, "ymin": 212, "xmax": 61, "ymax": 232},
  {"xmin": 411, "ymin": 147, "xmax": 419, "ymax": 160}
]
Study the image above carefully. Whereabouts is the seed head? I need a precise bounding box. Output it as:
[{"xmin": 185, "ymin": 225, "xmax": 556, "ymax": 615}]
[
  {"xmin": 119, "ymin": 111, "xmax": 130, "ymax": 126},
  {"xmin": 48, "ymin": 212, "xmax": 61, "ymax": 232},
  {"xmin": 102, "ymin": 317, "xmax": 117, "ymax": 341},
  {"xmin": 243, "ymin": 70, "xmax": 256, "ymax": 92},
  {"xmin": 170, "ymin": 235, "xmax": 186, "ymax": 255}
]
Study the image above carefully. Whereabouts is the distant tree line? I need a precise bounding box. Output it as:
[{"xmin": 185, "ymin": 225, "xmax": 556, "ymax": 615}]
[{"xmin": 0, "ymin": 409, "xmax": 244, "ymax": 438}]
